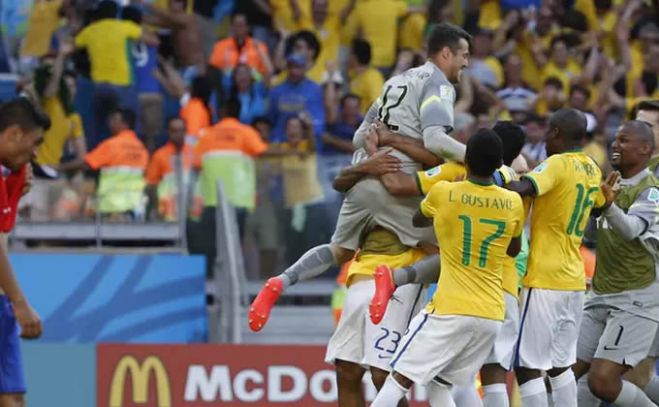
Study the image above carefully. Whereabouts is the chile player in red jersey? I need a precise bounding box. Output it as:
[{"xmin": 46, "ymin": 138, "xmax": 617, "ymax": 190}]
[{"xmin": 0, "ymin": 98, "xmax": 50, "ymax": 407}]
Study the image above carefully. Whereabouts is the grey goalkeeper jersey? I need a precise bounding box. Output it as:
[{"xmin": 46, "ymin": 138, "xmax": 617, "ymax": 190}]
[
  {"xmin": 587, "ymin": 170, "xmax": 659, "ymax": 319},
  {"xmin": 353, "ymin": 61, "xmax": 456, "ymax": 175}
]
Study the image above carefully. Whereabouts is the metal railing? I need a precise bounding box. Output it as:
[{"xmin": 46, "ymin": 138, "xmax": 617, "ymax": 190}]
[{"xmin": 213, "ymin": 181, "xmax": 247, "ymax": 343}]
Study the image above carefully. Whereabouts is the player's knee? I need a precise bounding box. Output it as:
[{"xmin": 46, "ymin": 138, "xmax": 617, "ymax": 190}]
[
  {"xmin": 587, "ymin": 368, "xmax": 619, "ymax": 402},
  {"xmin": 335, "ymin": 360, "xmax": 365, "ymax": 385},
  {"xmin": 370, "ymin": 368, "xmax": 389, "ymax": 390}
]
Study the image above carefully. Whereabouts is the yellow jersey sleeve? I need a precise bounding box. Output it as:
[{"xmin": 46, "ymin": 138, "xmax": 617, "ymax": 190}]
[
  {"xmin": 523, "ymin": 155, "xmax": 562, "ymax": 196},
  {"xmin": 416, "ymin": 162, "xmax": 466, "ymax": 195},
  {"xmin": 419, "ymin": 181, "xmax": 446, "ymax": 217}
]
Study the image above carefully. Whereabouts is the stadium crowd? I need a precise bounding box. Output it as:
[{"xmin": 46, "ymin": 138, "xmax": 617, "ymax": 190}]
[{"xmin": 0, "ymin": 0, "xmax": 657, "ymax": 279}]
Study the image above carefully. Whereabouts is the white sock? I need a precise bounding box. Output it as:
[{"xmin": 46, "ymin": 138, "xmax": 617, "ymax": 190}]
[
  {"xmin": 483, "ymin": 383, "xmax": 509, "ymax": 407},
  {"xmin": 371, "ymin": 375, "xmax": 408, "ymax": 407},
  {"xmin": 520, "ymin": 378, "xmax": 548, "ymax": 407},
  {"xmin": 644, "ymin": 375, "xmax": 659, "ymax": 404},
  {"xmin": 549, "ymin": 369, "xmax": 577, "ymax": 407},
  {"xmin": 429, "ymin": 381, "xmax": 457, "ymax": 407},
  {"xmin": 577, "ymin": 374, "xmax": 601, "ymax": 407},
  {"xmin": 615, "ymin": 380, "xmax": 656, "ymax": 407},
  {"xmin": 452, "ymin": 384, "xmax": 483, "ymax": 407}
]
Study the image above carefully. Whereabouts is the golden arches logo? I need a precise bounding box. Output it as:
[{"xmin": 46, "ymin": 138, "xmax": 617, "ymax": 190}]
[{"xmin": 109, "ymin": 355, "xmax": 172, "ymax": 407}]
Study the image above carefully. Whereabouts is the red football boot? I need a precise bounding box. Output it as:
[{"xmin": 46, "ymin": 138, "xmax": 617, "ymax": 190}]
[
  {"xmin": 248, "ymin": 277, "xmax": 284, "ymax": 332},
  {"xmin": 370, "ymin": 265, "xmax": 396, "ymax": 324}
]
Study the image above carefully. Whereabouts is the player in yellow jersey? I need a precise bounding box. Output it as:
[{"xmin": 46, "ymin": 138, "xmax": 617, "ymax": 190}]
[
  {"xmin": 371, "ymin": 129, "xmax": 525, "ymax": 407},
  {"xmin": 370, "ymin": 122, "xmax": 528, "ymax": 407},
  {"xmin": 505, "ymin": 108, "xmax": 606, "ymax": 407}
]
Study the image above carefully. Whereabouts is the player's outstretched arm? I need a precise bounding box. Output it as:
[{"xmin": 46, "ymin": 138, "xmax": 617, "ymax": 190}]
[
  {"xmin": 380, "ymin": 172, "xmax": 421, "ymax": 196},
  {"xmin": 332, "ymin": 149, "xmax": 401, "ymax": 192},
  {"xmin": 505, "ymin": 178, "xmax": 537, "ymax": 197},
  {"xmin": 422, "ymin": 125, "xmax": 466, "ymax": 162},
  {"xmin": 374, "ymin": 121, "xmax": 441, "ymax": 168}
]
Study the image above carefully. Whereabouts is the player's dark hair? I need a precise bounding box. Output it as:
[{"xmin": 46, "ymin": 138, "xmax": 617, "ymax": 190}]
[
  {"xmin": 493, "ymin": 121, "xmax": 526, "ymax": 166},
  {"xmin": 550, "ymin": 108, "xmax": 587, "ymax": 145},
  {"xmin": 427, "ymin": 23, "xmax": 472, "ymax": 56},
  {"xmin": 222, "ymin": 98, "xmax": 241, "ymax": 119},
  {"xmin": 351, "ymin": 39, "xmax": 372, "ymax": 65},
  {"xmin": 636, "ymin": 99, "xmax": 659, "ymax": 113},
  {"xmin": 96, "ymin": 0, "xmax": 118, "ymax": 20},
  {"xmin": 466, "ymin": 129, "xmax": 503, "ymax": 177},
  {"xmin": 0, "ymin": 98, "xmax": 51, "ymax": 133},
  {"xmin": 111, "ymin": 107, "xmax": 137, "ymax": 129},
  {"xmin": 120, "ymin": 5, "xmax": 142, "ymax": 24},
  {"xmin": 285, "ymin": 30, "xmax": 321, "ymax": 61},
  {"xmin": 625, "ymin": 120, "xmax": 655, "ymax": 151}
]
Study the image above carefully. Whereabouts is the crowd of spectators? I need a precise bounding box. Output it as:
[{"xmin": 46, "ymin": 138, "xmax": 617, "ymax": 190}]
[{"xmin": 0, "ymin": 0, "xmax": 657, "ymax": 278}]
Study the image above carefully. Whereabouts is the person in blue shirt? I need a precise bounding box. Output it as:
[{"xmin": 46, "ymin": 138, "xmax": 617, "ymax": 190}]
[
  {"xmin": 228, "ymin": 63, "xmax": 268, "ymax": 125},
  {"xmin": 269, "ymin": 53, "xmax": 325, "ymax": 147}
]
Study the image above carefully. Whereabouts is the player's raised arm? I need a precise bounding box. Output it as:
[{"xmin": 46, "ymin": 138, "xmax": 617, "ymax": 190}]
[
  {"xmin": 418, "ymin": 24, "xmax": 471, "ymax": 162},
  {"xmin": 332, "ymin": 148, "xmax": 401, "ymax": 192}
]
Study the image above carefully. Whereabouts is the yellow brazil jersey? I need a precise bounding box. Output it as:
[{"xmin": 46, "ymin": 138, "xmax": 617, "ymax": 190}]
[
  {"xmin": 421, "ymin": 180, "xmax": 525, "ymax": 320},
  {"xmin": 523, "ymin": 151, "xmax": 605, "ymax": 291},
  {"xmin": 346, "ymin": 228, "xmax": 427, "ymax": 286},
  {"xmin": 74, "ymin": 19, "xmax": 142, "ymax": 86}
]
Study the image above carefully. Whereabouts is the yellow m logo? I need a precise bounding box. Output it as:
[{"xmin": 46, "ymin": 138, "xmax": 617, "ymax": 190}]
[{"xmin": 109, "ymin": 356, "xmax": 172, "ymax": 407}]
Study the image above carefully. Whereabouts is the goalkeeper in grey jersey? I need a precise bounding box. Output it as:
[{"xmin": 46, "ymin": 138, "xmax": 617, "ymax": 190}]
[
  {"xmin": 249, "ymin": 23, "xmax": 471, "ymax": 333},
  {"xmin": 573, "ymin": 121, "xmax": 659, "ymax": 407}
]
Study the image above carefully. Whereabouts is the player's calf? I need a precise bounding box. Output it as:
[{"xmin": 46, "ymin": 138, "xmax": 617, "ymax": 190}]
[
  {"xmin": 249, "ymin": 243, "xmax": 354, "ymax": 332},
  {"xmin": 335, "ymin": 359, "xmax": 366, "ymax": 407}
]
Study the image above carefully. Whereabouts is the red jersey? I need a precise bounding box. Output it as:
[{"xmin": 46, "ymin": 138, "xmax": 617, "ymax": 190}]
[{"xmin": 0, "ymin": 165, "xmax": 26, "ymax": 233}]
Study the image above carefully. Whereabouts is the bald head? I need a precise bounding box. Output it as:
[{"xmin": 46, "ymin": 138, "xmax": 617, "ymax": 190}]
[{"xmin": 621, "ymin": 120, "xmax": 655, "ymax": 150}]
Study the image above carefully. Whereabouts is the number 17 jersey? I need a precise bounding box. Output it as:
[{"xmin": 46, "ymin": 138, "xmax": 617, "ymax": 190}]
[
  {"xmin": 420, "ymin": 180, "xmax": 524, "ymax": 321},
  {"xmin": 523, "ymin": 151, "xmax": 605, "ymax": 291}
]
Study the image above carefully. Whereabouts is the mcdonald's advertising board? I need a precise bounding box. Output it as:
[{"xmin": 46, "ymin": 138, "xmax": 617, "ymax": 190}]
[{"xmin": 97, "ymin": 344, "xmax": 430, "ymax": 406}]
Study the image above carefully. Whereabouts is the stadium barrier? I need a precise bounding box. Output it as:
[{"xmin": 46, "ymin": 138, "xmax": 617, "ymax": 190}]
[{"xmin": 12, "ymin": 253, "xmax": 207, "ymax": 343}]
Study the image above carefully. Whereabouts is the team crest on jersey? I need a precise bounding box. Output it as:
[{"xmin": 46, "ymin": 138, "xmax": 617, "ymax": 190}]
[
  {"xmin": 533, "ymin": 162, "xmax": 548, "ymax": 173},
  {"xmin": 426, "ymin": 166, "xmax": 442, "ymax": 177},
  {"xmin": 439, "ymin": 85, "xmax": 453, "ymax": 101},
  {"xmin": 648, "ymin": 188, "xmax": 659, "ymax": 205}
]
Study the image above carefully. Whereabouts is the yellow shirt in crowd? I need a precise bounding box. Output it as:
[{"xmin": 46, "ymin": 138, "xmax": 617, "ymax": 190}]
[
  {"xmin": 74, "ymin": 19, "xmax": 142, "ymax": 86},
  {"xmin": 349, "ymin": 67, "xmax": 385, "ymax": 114},
  {"xmin": 421, "ymin": 180, "xmax": 524, "ymax": 321},
  {"xmin": 541, "ymin": 60, "xmax": 582, "ymax": 93},
  {"xmin": 21, "ymin": 0, "xmax": 63, "ymax": 58},
  {"xmin": 36, "ymin": 96, "xmax": 84, "ymax": 166},
  {"xmin": 523, "ymin": 151, "xmax": 605, "ymax": 291},
  {"xmin": 345, "ymin": 0, "xmax": 408, "ymax": 68}
]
